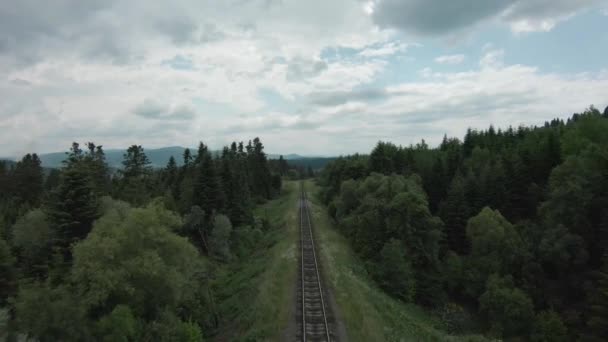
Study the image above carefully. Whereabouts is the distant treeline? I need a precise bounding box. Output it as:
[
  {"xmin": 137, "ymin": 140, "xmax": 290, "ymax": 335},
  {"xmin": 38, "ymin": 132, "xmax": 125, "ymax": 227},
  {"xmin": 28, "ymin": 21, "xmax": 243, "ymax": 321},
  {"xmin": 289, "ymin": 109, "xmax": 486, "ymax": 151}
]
[
  {"xmin": 267, "ymin": 156, "xmax": 335, "ymax": 180},
  {"xmin": 319, "ymin": 105, "xmax": 608, "ymax": 341}
]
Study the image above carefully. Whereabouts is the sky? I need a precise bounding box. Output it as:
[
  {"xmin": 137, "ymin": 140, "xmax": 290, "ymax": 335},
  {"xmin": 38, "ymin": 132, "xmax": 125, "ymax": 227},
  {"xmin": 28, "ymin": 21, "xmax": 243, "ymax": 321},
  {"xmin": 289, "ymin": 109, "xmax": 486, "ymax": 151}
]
[{"xmin": 1, "ymin": 0, "xmax": 608, "ymax": 157}]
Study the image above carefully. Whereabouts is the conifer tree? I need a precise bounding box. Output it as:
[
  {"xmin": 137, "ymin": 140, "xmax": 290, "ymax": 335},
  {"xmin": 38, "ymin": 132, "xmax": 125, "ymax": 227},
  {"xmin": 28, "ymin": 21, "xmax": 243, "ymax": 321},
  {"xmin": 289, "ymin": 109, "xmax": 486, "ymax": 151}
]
[
  {"xmin": 47, "ymin": 160, "xmax": 99, "ymax": 259},
  {"xmin": 0, "ymin": 237, "xmax": 15, "ymax": 305},
  {"xmin": 439, "ymin": 174, "xmax": 470, "ymax": 254},
  {"xmin": 164, "ymin": 156, "xmax": 177, "ymax": 189},
  {"xmin": 13, "ymin": 153, "xmax": 44, "ymax": 207},
  {"xmin": 587, "ymin": 256, "xmax": 608, "ymax": 340},
  {"xmin": 194, "ymin": 143, "xmax": 223, "ymax": 217},
  {"xmin": 119, "ymin": 145, "xmax": 152, "ymax": 205},
  {"xmin": 183, "ymin": 148, "xmax": 192, "ymax": 168}
]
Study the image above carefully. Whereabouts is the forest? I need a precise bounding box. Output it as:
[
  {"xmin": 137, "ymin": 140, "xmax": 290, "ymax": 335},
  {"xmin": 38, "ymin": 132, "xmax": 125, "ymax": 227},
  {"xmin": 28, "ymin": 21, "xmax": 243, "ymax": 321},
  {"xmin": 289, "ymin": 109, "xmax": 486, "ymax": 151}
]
[
  {"xmin": 0, "ymin": 138, "xmax": 285, "ymax": 341},
  {"xmin": 2, "ymin": 106, "xmax": 608, "ymax": 341},
  {"xmin": 318, "ymin": 105, "xmax": 608, "ymax": 340}
]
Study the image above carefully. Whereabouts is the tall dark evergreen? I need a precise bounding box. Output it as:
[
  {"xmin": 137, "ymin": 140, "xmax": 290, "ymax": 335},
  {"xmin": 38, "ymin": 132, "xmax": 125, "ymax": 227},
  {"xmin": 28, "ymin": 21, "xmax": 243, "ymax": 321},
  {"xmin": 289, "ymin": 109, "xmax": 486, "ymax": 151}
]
[
  {"xmin": 194, "ymin": 142, "xmax": 223, "ymax": 217},
  {"xmin": 13, "ymin": 153, "xmax": 44, "ymax": 208},
  {"xmin": 183, "ymin": 148, "xmax": 193, "ymax": 168},
  {"xmin": 248, "ymin": 138, "xmax": 273, "ymax": 199},
  {"xmin": 164, "ymin": 156, "xmax": 177, "ymax": 188},
  {"xmin": 586, "ymin": 256, "xmax": 608, "ymax": 341},
  {"xmin": 119, "ymin": 145, "xmax": 152, "ymax": 205},
  {"xmin": 278, "ymin": 155, "xmax": 289, "ymax": 176},
  {"xmin": 48, "ymin": 154, "xmax": 99, "ymax": 258},
  {"xmin": 439, "ymin": 174, "xmax": 470, "ymax": 254},
  {"xmin": 84, "ymin": 142, "xmax": 110, "ymax": 195}
]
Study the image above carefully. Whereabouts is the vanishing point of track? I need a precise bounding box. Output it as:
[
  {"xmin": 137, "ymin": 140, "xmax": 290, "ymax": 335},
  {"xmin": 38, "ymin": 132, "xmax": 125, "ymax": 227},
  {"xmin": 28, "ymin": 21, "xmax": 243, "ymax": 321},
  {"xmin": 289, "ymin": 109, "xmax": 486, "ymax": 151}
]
[{"xmin": 297, "ymin": 184, "xmax": 333, "ymax": 342}]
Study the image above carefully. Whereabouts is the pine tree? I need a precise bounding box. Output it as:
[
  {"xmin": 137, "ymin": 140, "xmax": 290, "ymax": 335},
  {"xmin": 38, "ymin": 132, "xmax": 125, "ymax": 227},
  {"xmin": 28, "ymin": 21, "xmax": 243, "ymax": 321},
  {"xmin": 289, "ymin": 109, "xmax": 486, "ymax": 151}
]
[
  {"xmin": 278, "ymin": 155, "xmax": 289, "ymax": 176},
  {"xmin": 85, "ymin": 142, "xmax": 110, "ymax": 195},
  {"xmin": 47, "ymin": 163, "xmax": 99, "ymax": 259},
  {"xmin": 121, "ymin": 145, "xmax": 151, "ymax": 178},
  {"xmin": 248, "ymin": 138, "xmax": 272, "ymax": 199},
  {"xmin": 164, "ymin": 156, "xmax": 177, "ymax": 189},
  {"xmin": 0, "ymin": 161, "xmax": 9, "ymax": 202},
  {"xmin": 183, "ymin": 148, "xmax": 193, "ymax": 168},
  {"xmin": 231, "ymin": 151, "xmax": 252, "ymax": 226},
  {"xmin": 0, "ymin": 237, "xmax": 15, "ymax": 305},
  {"xmin": 194, "ymin": 143, "xmax": 223, "ymax": 217},
  {"xmin": 425, "ymin": 156, "xmax": 446, "ymax": 213},
  {"xmin": 13, "ymin": 153, "xmax": 44, "ymax": 207},
  {"xmin": 220, "ymin": 148, "xmax": 236, "ymax": 221},
  {"xmin": 502, "ymin": 151, "xmax": 532, "ymax": 222},
  {"xmin": 119, "ymin": 145, "xmax": 152, "ymax": 205},
  {"xmin": 439, "ymin": 173, "xmax": 470, "ymax": 254},
  {"xmin": 587, "ymin": 256, "xmax": 608, "ymax": 340}
]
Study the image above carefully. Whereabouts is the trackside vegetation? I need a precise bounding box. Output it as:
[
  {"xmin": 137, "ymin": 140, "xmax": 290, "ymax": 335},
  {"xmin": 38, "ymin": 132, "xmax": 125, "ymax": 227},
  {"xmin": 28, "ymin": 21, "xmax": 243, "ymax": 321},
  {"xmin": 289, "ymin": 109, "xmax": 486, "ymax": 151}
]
[{"xmin": 318, "ymin": 106, "xmax": 608, "ymax": 341}]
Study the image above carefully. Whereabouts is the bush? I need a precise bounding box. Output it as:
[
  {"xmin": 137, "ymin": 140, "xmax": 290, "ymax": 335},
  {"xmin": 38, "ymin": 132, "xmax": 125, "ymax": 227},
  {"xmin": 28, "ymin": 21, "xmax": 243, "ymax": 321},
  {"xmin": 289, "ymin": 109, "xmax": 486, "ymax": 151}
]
[
  {"xmin": 437, "ymin": 303, "xmax": 473, "ymax": 334},
  {"xmin": 372, "ymin": 239, "xmax": 416, "ymax": 301},
  {"xmin": 210, "ymin": 215, "xmax": 232, "ymax": 262},
  {"xmin": 531, "ymin": 310, "xmax": 568, "ymax": 342},
  {"xmin": 479, "ymin": 274, "xmax": 534, "ymax": 338}
]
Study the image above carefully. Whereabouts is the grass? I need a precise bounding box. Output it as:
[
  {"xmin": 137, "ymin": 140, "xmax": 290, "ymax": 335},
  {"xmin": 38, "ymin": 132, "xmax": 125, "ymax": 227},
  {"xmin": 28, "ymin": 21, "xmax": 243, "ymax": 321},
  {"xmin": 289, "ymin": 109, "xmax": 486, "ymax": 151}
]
[
  {"xmin": 212, "ymin": 180, "xmax": 299, "ymax": 341},
  {"xmin": 304, "ymin": 180, "xmax": 487, "ymax": 342}
]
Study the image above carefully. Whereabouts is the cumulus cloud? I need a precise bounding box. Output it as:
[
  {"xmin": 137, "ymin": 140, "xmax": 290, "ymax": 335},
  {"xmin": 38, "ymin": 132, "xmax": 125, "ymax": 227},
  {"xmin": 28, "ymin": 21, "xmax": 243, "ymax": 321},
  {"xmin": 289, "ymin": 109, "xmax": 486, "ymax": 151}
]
[
  {"xmin": 358, "ymin": 41, "xmax": 409, "ymax": 57},
  {"xmin": 308, "ymin": 88, "xmax": 389, "ymax": 106},
  {"xmin": 132, "ymin": 100, "xmax": 196, "ymax": 120},
  {"xmin": 369, "ymin": 0, "xmax": 604, "ymax": 35},
  {"xmin": 435, "ymin": 54, "xmax": 466, "ymax": 65},
  {"xmin": 0, "ymin": 0, "xmax": 606, "ymax": 156},
  {"xmin": 479, "ymin": 49, "xmax": 505, "ymax": 69}
]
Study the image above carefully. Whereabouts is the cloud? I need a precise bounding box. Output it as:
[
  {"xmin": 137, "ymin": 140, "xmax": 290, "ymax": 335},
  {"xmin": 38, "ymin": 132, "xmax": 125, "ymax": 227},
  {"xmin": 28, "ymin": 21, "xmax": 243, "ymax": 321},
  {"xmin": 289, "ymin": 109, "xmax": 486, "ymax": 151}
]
[
  {"xmin": 435, "ymin": 54, "xmax": 465, "ymax": 65},
  {"xmin": 358, "ymin": 41, "xmax": 409, "ymax": 57},
  {"xmin": 286, "ymin": 58, "xmax": 328, "ymax": 81},
  {"xmin": 133, "ymin": 100, "xmax": 195, "ymax": 120},
  {"xmin": 370, "ymin": 0, "xmax": 514, "ymax": 35},
  {"xmin": 369, "ymin": 0, "xmax": 604, "ymax": 35},
  {"xmin": 479, "ymin": 49, "xmax": 505, "ymax": 69},
  {"xmin": 161, "ymin": 55, "xmax": 195, "ymax": 70},
  {"xmin": 154, "ymin": 16, "xmax": 198, "ymax": 44},
  {"xmin": 0, "ymin": 0, "xmax": 605, "ymax": 157},
  {"xmin": 308, "ymin": 88, "xmax": 389, "ymax": 106}
]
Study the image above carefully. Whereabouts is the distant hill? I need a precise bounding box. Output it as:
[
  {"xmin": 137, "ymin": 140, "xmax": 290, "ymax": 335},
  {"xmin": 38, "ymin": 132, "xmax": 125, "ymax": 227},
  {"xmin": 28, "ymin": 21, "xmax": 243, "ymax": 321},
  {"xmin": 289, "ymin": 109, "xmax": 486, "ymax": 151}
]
[
  {"xmin": 35, "ymin": 146, "xmax": 189, "ymax": 169},
  {"xmin": 0, "ymin": 159, "xmax": 16, "ymax": 167},
  {"xmin": 19, "ymin": 147, "xmax": 330, "ymax": 169},
  {"xmin": 286, "ymin": 157, "xmax": 337, "ymax": 170}
]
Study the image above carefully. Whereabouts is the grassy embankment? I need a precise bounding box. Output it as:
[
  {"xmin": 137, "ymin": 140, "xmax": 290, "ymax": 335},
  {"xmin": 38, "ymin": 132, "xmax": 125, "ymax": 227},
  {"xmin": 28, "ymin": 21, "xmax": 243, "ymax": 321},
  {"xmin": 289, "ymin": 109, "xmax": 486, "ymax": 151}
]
[
  {"xmin": 212, "ymin": 180, "xmax": 299, "ymax": 341},
  {"xmin": 304, "ymin": 179, "xmax": 487, "ymax": 342}
]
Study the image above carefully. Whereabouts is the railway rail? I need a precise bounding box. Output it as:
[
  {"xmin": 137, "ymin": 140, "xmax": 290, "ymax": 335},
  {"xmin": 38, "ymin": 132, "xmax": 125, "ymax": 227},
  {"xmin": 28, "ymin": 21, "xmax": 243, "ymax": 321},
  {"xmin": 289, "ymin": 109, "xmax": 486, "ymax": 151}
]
[{"xmin": 296, "ymin": 185, "xmax": 334, "ymax": 342}]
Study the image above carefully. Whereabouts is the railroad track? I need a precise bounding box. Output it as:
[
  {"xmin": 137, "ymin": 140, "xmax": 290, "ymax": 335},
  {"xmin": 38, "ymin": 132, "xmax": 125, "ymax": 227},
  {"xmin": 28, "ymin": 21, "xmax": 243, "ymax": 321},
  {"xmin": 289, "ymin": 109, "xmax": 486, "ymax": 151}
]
[{"xmin": 296, "ymin": 185, "xmax": 333, "ymax": 342}]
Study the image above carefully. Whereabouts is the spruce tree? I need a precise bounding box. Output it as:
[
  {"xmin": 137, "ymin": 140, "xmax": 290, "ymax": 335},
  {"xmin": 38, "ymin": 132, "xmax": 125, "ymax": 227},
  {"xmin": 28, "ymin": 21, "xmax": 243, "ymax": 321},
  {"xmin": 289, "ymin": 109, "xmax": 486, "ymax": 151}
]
[
  {"xmin": 194, "ymin": 143, "xmax": 223, "ymax": 217},
  {"xmin": 425, "ymin": 156, "xmax": 446, "ymax": 213},
  {"xmin": 587, "ymin": 256, "xmax": 608, "ymax": 340},
  {"xmin": 85, "ymin": 142, "xmax": 110, "ymax": 195},
  {"xmin": 47, "ymin": 163, "xmax": 99, "ymax": 259},
  {"xmin": 439, "ymin": 173, "xmax": 470, "ymax": 254},
  {"xmin": 183, "ymin": 148, "xmax": 192, "ymax": 168},
  {"xmin": 119, "ymin": 145, "xmax": 152, "ymax": 205},
  {"xmin": 0, "ymin": 237, "xmax": 15, "ymax": 305},
  {"xmin": 164, "ymin": 156, "xmax": 177, "ymax": 189},
  {"xmin": 13, "ymin": 153, "xmax": 44, "ymax": 207}
]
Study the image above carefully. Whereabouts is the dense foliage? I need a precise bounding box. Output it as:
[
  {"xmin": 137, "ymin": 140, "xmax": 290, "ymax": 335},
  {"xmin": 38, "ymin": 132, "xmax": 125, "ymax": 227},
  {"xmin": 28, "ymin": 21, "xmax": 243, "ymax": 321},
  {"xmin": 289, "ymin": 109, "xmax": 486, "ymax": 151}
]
[
  {"xmin": 319, "ymin": 105, "xmax": 608, "ymax": 340},
  {"xmin": 0, "ymin": 137, "xmax": 281, "ymax": 340}
]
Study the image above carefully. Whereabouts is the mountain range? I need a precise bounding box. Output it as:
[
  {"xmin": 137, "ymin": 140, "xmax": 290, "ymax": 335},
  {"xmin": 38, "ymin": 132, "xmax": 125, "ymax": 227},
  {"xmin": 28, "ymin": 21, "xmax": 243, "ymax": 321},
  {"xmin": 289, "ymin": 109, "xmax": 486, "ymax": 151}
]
[{"xmin": 2, "ymin": 147, "xmax": 324, "ymax": 169}]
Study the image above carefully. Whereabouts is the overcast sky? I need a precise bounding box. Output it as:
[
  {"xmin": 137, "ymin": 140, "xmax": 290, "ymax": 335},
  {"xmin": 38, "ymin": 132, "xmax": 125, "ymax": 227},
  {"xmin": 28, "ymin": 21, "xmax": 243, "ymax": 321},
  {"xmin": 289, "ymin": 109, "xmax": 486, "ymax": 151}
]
[{"xmin": 1, "ymin": 0, "xmax": 607, "ymax": 157}]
